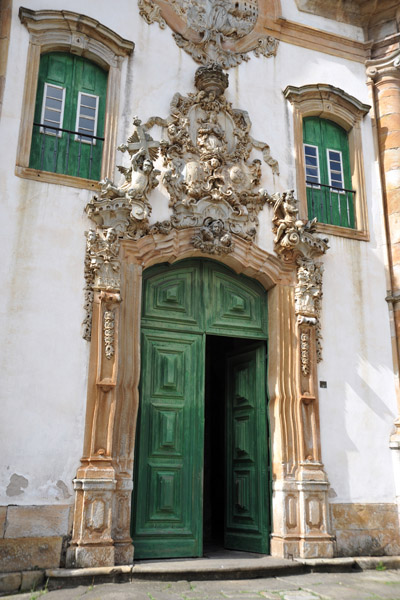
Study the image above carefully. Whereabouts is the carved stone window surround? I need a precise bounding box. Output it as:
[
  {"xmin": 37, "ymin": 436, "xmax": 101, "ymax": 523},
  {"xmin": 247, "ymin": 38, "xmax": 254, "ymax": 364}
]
[
  {"xmin": 284, "ymin": 83, "xmax": 370, "ymax": 241},
  {"xmin": 16, "ymin": 8, "xmax": 134, "ymax": 189}
]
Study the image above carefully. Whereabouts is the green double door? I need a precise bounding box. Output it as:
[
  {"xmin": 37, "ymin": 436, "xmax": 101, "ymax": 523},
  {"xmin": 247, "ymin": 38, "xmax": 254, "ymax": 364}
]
[{"xmin": 132, "ymin": 260, "xmax": 270, "ymax": 558}]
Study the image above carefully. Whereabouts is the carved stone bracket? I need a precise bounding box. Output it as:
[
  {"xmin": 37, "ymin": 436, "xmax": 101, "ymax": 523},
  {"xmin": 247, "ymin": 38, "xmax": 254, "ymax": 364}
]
[{"xmin": 138, "ymin": 0, "xmax": 279, "ymax": 69}]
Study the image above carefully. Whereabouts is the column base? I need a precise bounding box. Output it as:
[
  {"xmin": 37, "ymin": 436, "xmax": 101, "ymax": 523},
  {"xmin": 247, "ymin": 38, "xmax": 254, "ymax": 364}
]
[
  {"xmin": 66, "ymin": 545, "xmax": 115, "ymax": 568},
  {"xmin": 114, "ymin": 541, "xmax": 134, "ymax": 565},
  {"xmin": 270, "ymin": 535, "xmax": 334, "ymax": 559}
]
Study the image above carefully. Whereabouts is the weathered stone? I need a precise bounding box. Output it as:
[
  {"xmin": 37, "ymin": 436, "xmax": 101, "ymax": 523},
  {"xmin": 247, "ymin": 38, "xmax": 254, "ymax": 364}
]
[
  {"xmin": 0, "ymin": 506, "xmax": 7, "ymax": 537},
  {"xmin": 379, "ymin": 129, "xmax": 400, "ymax": 151},
  {"xmin": 388, "ymin": 213, "xmax": 400, "ymax": 244},
  {"xmin": 20, "ymin": 571, "xmax": 45, "ymax": 593},
  {"xmin": 0, "ymin": 537, "xmax": 62, "ymax": 572},
  {"xmin": 0, "ymin": 572, "xmax": 22, "ymax": 594},
  {"xmin": 384, "ymin": 149, "xmax": 400, "ymax": 173},
  {"xmin": 331, "ymin": 503, "xmax": 400, "ymax": 531},
  {"xmin": 378, "ymin": 113, "xmax": 400, "ymax": 132},
  {"xmin": 5, "ymin": 505, "xmax": 71, "ymax": 538},
  {"xmin": 386, "ymin": 187, "xmax": 400, "ymax": 215},
  {"xmin": 335, "ymin": 530, "xmax": 400, "ymax": 557}
]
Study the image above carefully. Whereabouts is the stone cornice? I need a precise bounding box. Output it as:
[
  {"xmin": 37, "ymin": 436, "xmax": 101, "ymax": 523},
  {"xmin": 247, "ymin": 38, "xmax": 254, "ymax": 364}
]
[
  {"xmin": 267, "ymin": 18, "xmax": 367, "ymax": 63},
  {"xmin": 19, "ymin": 7, "xmax": 134, "ymax": 60},
  {"xmin": 284, "ymin": 83, "xmax": 370, "ymax": 122}
]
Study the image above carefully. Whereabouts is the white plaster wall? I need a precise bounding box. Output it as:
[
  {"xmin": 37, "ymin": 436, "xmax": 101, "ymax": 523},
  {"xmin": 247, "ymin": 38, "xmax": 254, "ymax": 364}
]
[
  {"xmin": 0, "ymin": 0, "xmax": 397, "ymax": 509},
  {"xmin": 281, "ymin": 0, "xmax": 365, "ymax": 41}
]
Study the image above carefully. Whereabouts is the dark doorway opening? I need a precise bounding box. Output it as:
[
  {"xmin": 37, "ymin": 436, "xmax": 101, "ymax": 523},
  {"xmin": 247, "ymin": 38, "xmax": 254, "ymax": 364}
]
[{"xmin": 203, "ymin": 335, "xmax": 261, "ymax": 553}]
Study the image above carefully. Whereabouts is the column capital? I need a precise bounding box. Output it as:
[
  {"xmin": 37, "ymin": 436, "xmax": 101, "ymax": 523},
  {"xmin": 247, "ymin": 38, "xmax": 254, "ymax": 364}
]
[{"xmin": 366, "ymin": 48, "xmax": 400, "ymax": 81}]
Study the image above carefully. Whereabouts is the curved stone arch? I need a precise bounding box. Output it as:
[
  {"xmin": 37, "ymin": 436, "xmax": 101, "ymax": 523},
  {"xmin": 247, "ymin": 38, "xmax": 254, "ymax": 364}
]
[
  {"xmin": 284, "ymin": 83, "xmax": 370, "ymax": 240},
  {"xmin": 17, "ymin": 8, "xmax": 134, "ymax": 185},
  {"xmin": 68, "ymin": 228, "xmax": 334, "ymax": 567}
]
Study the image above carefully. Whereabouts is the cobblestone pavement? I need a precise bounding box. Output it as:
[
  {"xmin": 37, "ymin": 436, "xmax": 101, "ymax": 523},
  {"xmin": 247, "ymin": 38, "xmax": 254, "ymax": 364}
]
[{"xmin": 8, "ymin": 569, "xmax": 400, "ymax": 600}]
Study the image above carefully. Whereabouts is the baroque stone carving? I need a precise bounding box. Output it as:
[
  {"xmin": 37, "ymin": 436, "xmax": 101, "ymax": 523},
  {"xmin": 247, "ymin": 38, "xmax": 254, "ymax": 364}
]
[
  {"xmin": 266, "ymin": 189, "xmax": 328, "ymax": 367},
  {"xmin": 148, "ymin": 63, "xmax": 278, "ymax": 250},
  {"xmin": 138, "ymin": 0, "xmax": 279, "ymax": 69},
  {"xmin": 265, "ymin": 190, "xmax": 328, "ymax": 262},
  {"xmin": 83, "ymin": 119, "xmax": 161, "ymax": 339},
  {"xmin": 192, "ymin": 217, "xmax": 233, "ymax": 254},
  {"xmin": 104, "ymin": 310, "xmax": 115, "ymax": 359}
]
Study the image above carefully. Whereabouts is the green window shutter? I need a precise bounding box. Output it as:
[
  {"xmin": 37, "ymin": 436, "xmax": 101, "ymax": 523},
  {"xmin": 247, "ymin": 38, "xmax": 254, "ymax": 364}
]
[
  {"xmin": 29, "ymin": 52, "xmax": 107, "ymax": 181},
  {"xmin": 303, "ymin": 117, "xmax": 354, "ymax": 228}
]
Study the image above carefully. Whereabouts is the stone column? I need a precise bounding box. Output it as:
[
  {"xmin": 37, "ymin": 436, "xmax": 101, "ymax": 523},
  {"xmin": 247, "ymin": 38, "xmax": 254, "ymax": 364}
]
[
  {"xmin": 67, "ymin": 228, "xmax": 127, "ymax": 568},
  {"xmin": 367, "ymin": 47, "xmax": 400, "ymax": 526}
]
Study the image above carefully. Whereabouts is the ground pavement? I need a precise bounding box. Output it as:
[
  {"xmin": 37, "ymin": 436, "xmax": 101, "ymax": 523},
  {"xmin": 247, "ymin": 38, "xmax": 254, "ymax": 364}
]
[{"xmin": 7, "ymin": 569, "xmax": 400, "ymax": 600}]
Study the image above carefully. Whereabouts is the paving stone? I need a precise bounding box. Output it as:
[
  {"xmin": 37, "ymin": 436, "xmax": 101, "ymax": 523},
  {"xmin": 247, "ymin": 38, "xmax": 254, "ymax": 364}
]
[{"xmin": 281, "ymin": 593, "xmax": 321, "ymax": 600}]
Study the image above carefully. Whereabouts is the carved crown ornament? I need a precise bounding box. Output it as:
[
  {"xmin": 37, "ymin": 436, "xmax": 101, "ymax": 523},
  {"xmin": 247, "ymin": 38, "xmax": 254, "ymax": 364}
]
[
  {"xmin": 138, "ymin": 0, "xmax": 279, "ymax": 69},
  {"xmin": 82, "ymin": 63, "xmax": 329, "ymax": 377}
]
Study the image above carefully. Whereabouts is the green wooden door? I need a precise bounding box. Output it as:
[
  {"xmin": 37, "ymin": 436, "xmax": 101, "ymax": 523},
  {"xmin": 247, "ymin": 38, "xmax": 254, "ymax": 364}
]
[
  {"xmin": 132, "ymin": 329, "xmax": 205, "ymax": 558},
  {"xmin": 225, "ymin": 344, "xmax": 270, "ymax": 553},
  {"xmin": 132, "ymin": 260, "xmax": 269, "ymax": 558}
]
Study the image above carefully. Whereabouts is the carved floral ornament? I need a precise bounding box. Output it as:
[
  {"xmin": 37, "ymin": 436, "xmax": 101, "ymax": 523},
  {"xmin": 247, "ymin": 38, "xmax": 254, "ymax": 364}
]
[
  {"xmin": 138, "ymin": 0, "xmax": 279, "ymax": 68},
  {"xmin": 82, "ymin": 63, "xmax": 329, "ymax": 373}
]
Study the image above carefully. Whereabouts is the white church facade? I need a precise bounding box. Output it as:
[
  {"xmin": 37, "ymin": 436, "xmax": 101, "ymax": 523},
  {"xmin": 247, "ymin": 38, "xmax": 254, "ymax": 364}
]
[{"xmin": 0, "ymin": 0, "xmax": 400, "ymax": 571}]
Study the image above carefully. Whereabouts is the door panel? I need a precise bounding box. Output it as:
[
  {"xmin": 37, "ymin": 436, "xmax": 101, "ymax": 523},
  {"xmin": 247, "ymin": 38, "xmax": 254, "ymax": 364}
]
[
  {"xmin": 141, "ymin": 264, "xmax": 203, "ymax": 333},
  {"xmin": 225, "ymin": 344, "xmax": 270, "ymax": 553},
  {"xmin": 132, "ymin": 330, "xmax": 205, "ymax": 558},
  {"xmin": 204, "ymin": 263, "xmax": 267, "ymax": 339}
]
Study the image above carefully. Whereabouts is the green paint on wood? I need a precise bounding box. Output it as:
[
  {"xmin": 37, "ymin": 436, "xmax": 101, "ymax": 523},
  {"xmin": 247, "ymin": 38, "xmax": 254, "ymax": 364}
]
[
  {"xmin": 132, "ymin": 260, "xmax": 270, "ymax": 559},
  {"xmin": 225, "ymin": 344, "xmax": 270, "ymax": 554},
  {"xmin": 303, "ymin": 116, "xmax": 354, "ymax": 228},
  {"xmin": 29, "ymin": 52, "xmax": 107, "ymax": 180}
]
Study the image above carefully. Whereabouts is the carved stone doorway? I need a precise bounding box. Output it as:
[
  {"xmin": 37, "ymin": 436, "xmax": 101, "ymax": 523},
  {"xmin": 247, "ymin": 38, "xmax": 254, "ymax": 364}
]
[{"xmin": 67, "ymin": 229, "xmax": 334, "ymax": 568}]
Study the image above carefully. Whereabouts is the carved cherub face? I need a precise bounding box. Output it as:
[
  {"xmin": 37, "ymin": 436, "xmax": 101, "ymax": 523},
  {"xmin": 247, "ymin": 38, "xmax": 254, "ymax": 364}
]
[
  {"xmin": 142, "ymin": 159, "xmax": 153, "ymax": 173},
  {"xmin": 86, "ymin": 230, "xmax": 97, "ymax": 243},
  {"xmin": 168, "ymin": 123, "xmax": 178, "ymax": 137},
  {"xmin": 211, "ymin": 220, "xmax": 223, "ymax": 234},
  {"xmin": 105, "ymin": 228, "xmax": 117, "ymax": 243}
]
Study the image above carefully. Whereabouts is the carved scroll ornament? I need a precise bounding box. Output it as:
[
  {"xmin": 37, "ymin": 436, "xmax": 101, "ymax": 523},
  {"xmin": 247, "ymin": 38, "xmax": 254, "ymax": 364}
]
[
  {"xmin": 265, "ymin": 189, "xmax": 328, "ymax": 370},
  {"xmin": 138, "ymin": 0, "xmax": 279, "ymax": 69}
]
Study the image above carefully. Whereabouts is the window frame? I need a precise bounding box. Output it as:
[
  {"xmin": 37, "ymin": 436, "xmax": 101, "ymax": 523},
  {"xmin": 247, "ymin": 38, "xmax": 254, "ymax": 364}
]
[
  {"xmin": 284, "ymin": 84, "xmax": 370, "ymax": 241},
  {"xmin": 75, "ymin": 92, "xmax": 100, "ymax": 145},
  {"xmin": 326, "ymin": 148, "xmax": 345, "ymax": 192},
  {"xmin": 17, "ymin": 8, "xmax": 134, "ymax": 191},
  {"xmin": 40, "ymin": 82, "xmax": 66, "ymax": 138},
  {"xmin": 304, "ymin": 143, "xmax": 321, "ymax": 188}
]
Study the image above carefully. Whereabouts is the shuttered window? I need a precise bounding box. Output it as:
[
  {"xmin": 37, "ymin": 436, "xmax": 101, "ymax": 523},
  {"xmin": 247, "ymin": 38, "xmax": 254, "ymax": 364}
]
[
  {"xmin": 303, "ymin": 117, "xmax": 354, "ymax": 228},
  {"xmin": 29, "ymin": 52, "xmax": 107, "ymax": 181}
]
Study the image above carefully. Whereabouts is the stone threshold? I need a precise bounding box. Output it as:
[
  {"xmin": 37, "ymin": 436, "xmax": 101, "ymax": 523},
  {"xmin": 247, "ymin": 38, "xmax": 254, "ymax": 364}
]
[{"xmin": 1, "ymin": 556, "xmax": 400, "ymax": 596}]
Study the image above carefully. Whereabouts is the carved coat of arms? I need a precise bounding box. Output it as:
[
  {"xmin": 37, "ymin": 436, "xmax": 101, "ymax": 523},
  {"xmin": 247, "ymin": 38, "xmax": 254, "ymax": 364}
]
[{"xmin": 138, "ymin": 0, "xmax": 279, "ymax": 68}]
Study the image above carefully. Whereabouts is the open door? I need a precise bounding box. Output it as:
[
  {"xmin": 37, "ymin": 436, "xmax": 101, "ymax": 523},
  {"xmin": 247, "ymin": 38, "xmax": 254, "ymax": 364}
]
[{"xmin": 225, "ymin": 343, "xmax": 270, "ymax": 553}]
